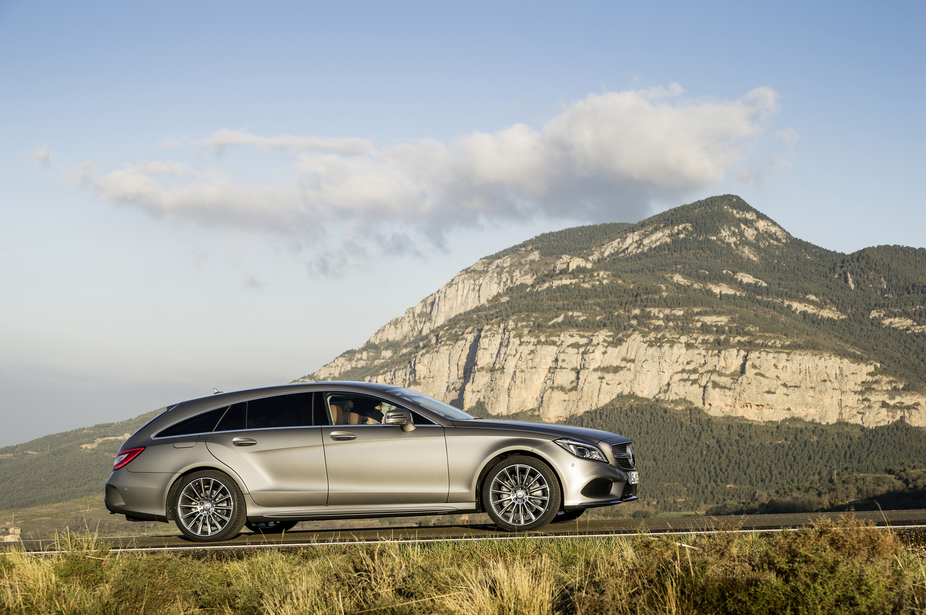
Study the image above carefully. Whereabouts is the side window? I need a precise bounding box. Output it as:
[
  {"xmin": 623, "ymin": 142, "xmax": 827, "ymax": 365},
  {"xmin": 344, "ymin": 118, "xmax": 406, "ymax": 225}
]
[
  {"xmin": 246, "ymin": 393, "xmax": 314, "ymax": 429},
  {"xmin": 157, "ymin": 406, "xmax": 228, "ymax": 438},
  {"xmin": 215, "ymin": 402, "xmax": 246, "ymax": 432},
  {"xmin": 326, "ymin": 393, "xmax": 393, "ymax": 425},
  {"xmin": 411, "ymin": 411, "xmax": 437, "ymax": 426},
  {"xmin": 324, "ymin": 393, "xmax": 430, "ymax": 426}
]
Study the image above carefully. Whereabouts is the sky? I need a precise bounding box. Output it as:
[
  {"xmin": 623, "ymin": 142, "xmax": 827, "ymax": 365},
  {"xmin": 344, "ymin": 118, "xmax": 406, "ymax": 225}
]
[{"xmin": 1, "ymin": 1, "xmax": 923, "ymax": 447}]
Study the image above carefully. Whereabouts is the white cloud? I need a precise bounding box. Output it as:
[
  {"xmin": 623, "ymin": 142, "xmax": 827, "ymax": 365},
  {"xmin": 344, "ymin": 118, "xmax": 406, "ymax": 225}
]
[
  {"xmin": 73, "ymin": 85, "xmax": 787, "ymax": 268},
  {"xmin": 29, "ymin": 144, "xmax": 53, "ymax": 167},
  {"xmin": 777, "ymin": 127, "xmax": 800, "ymax": 146},
  {"xmin": 198, "ymin": 128, "xmax": 373, "ymax": 156},
  {"xmin": 155, "ymin": 134, "xmax": 191, "ymax": 149}
]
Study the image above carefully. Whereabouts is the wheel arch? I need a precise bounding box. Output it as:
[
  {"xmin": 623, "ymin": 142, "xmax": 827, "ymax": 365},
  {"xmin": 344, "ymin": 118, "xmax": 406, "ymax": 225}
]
[
  {"xmin": 164, "ymin": 463, "xmax": 249, "ymax": 521},
  {"xmin": 473, "ymin": 449, "xmax": 564, "ymax": 515}
]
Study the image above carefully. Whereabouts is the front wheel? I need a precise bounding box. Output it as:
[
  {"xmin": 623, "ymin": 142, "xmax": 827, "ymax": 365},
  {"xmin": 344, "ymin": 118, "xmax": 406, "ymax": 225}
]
[
  {"xmin": 245, "ymin": 520, "xmax": 298, "ymax": 534},
  {"xmin": 482, "ymin": 456, "xmax": 561, "ymax": 532},
  {"xmin": 173, "ymin": 470, "xmax": 246, "ymax": 542}
]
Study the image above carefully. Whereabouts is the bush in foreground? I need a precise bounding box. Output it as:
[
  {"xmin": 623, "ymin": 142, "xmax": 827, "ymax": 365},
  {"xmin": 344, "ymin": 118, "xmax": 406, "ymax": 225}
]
[{"xmin": 1, "ymin": 516, "xmax": 924, "ymax": 614}]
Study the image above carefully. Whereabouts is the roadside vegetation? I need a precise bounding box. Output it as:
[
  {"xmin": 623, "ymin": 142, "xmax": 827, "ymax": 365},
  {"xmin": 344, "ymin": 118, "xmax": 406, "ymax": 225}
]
[{"xmin": 1, "ymin": 516, "xmax": 924, "ymax": 614}]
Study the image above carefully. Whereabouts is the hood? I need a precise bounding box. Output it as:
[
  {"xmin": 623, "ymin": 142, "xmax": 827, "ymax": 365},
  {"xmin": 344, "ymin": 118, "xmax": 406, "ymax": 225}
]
[{"xmin": 452, "ymin": 418, "xmax": 629, "ymax": 445}]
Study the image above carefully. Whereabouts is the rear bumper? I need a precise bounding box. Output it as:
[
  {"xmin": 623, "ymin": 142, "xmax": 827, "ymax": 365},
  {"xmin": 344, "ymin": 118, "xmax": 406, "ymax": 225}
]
[{"xmin": 104, "ymin": 469, "xmax": 174, "ymax": 522}]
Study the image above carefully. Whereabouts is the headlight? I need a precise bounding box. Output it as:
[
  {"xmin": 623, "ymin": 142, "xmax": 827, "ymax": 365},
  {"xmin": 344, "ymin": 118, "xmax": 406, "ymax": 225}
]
[{"xmin": 555, "ymin": 439, "xmax": 608, "ymax": 463}]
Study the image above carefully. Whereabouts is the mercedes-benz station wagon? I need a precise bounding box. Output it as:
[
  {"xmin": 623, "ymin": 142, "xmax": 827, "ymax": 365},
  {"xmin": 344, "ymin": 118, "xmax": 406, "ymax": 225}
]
[{"xmin": 105, "ymin": 382, "xmax": 639, "ymax": 542}]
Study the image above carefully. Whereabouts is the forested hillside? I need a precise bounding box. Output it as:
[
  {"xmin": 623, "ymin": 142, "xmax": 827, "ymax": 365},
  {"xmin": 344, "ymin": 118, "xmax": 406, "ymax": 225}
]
[
  {"xmin": 0, "ymin": 409, "xmax": 163, "ymax": 510},
  {"xmin": 564, "ymin": 397, "xmax": 926, "ymax": 514}
]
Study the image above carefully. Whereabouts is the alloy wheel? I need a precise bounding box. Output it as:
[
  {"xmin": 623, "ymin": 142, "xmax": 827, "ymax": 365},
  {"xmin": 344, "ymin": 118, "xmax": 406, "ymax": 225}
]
[
  {"xmin": 177, "ymin": 475, "xmax": 238, "ymax": 539},
  {"xmin": 489, "ymin": 463, "xmax": 551, "ymax": 527}
]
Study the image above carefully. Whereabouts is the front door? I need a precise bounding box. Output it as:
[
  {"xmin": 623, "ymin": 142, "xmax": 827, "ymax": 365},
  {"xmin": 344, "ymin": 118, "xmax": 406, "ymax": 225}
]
[{"xmin": 321, "ymin": 392, "xmax": 448, "ymax": 506}]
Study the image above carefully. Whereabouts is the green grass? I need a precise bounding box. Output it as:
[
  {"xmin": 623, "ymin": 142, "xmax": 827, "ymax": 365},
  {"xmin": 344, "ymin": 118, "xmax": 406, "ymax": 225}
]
[{"xmin": 1, "ymin": 515, "xmax": 924, "ymax": 614}]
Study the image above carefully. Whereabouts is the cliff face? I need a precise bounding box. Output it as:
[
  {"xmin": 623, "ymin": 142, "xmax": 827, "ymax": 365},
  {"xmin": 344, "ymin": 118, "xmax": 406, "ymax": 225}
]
[
  {"xmin": 368, "ymin": 251, "xmax": 540, "ymax": 346},
  {"xmin": 301, "ymin": 195, "xmax": 926, "ymax": 428},
  {"xmin": 314, "ymin": 326, "xmax": 926, "ymax": 428}
]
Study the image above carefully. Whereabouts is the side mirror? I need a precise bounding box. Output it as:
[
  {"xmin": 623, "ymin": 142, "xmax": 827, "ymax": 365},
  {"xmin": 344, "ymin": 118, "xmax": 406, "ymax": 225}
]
[{"xmin": 384, "ymin": 409, "xmax": 416, "ymax": 432}]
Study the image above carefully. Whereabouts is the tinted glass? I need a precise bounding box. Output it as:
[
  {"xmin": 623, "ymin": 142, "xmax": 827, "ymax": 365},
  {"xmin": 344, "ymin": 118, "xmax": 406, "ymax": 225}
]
[
  {"xmin": 215, "ymin": 402, "xmax": 246, "ymax": 432},
  {"xmin": 246, "ymin": 393, "xmax": 314, "ymax": 429},
  {"xmin": 157, "ymin": 406, "xmax": 228, "ymax": 438},
  {"xmin": 312, "ymin": 393, "xmax": 330, "ymax": 426},
  {"xmin": 411, "ymin": 411, "xmax": 437, "ymax": 426}
]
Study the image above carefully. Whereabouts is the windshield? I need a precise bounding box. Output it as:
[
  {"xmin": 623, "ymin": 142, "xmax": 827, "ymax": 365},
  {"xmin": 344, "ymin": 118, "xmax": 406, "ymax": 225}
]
[{"xmin": 383, "ymin": 387, "xmax": 476, "ymax": 421}]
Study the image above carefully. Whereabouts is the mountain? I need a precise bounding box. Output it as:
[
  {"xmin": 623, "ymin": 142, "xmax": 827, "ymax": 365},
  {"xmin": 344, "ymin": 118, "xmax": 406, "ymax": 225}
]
[{"xmin": 299, "ymin": 195, "xmax": 926, "ymax": 428}]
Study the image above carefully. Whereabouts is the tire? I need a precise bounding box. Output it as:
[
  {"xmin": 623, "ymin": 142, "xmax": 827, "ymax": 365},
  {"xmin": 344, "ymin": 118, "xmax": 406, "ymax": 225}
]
[
  {"xmin": 245, "ymin": 520, "xmax": 298, "ymax": 534},
  {"xmin": 552, "ymin": 509, "xmax": 586, "ymax": 523},
  {"xmin": 482, "ymin": 456, "xmax": 561, "ymax": 532},
  {"xmin": 173, "ymin": 470, "xmax": 246, "ymax": 542}
]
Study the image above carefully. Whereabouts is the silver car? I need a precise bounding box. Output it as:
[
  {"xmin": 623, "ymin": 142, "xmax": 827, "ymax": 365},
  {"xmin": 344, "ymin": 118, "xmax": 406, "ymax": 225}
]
[{"xmin": 105, "ymin": 382, "xmax": 639, "ymax": 542}]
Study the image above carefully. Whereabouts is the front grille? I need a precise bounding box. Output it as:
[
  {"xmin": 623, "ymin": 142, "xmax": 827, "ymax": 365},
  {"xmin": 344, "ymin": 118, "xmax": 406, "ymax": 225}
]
[
  {"xmin": 611, "ymin": 442, "xmax": 635, "ymax": 471},
  {"xmin": 581, "ymin": 478, "xmax": 613, "ymax": 498}
]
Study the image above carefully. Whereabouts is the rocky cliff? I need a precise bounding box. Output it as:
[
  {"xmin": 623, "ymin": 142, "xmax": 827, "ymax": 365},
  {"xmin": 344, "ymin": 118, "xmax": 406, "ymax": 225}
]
[{"xmin": 300, "ymin": 195, "xmax": 926, "ymax": 428}]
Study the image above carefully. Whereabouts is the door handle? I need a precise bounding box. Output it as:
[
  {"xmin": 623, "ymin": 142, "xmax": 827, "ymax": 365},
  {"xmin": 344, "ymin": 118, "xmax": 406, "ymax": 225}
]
[
  {"xmin": 329, "ymin": 431, "xmax": 356, "ymax": 441},
  {"xmin": 232, "ymin": 437, "xmax": 257, "ymax": 446}
]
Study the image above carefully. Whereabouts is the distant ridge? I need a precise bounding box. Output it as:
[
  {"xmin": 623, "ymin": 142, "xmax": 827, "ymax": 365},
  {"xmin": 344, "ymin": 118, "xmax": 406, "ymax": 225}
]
[{"xmin": 301, "ymin": 195, "xmax": 926, "ymax": 427}]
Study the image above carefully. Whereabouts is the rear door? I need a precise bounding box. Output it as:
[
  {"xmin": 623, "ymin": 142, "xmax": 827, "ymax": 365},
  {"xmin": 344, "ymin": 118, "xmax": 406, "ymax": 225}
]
[
  {"xmin": 321, "ymin": 392, "xmax": 448, "ymax": 506},
  {"xmin": 205, "ymin": 392, "xmax": 328, "ymax": 507}
]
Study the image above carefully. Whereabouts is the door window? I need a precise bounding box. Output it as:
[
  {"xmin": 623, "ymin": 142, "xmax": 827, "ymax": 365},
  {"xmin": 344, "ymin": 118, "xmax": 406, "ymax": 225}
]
[{"xmin": 326, "ymin": 393, "xmax": 396, "ymax": 425}]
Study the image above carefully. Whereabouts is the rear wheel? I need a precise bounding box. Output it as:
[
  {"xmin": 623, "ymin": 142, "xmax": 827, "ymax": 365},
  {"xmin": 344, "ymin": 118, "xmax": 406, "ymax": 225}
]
[
  {"xmin": 482, "ymin": 456, "xmax": 561, "ymax": 532},
  {"xmin": 173, "ymin": 470, "xmax": 246, "ymax": 542},
  {"xmin": 245, "ymin": 520, "xmax": 298, "ymax": 534}
]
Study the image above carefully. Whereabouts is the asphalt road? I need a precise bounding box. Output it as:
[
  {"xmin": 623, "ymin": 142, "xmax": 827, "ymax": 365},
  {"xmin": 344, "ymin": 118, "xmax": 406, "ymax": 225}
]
[{"xmin": 10, "ymin": 509, "xmax": 926, "ymax": 554}]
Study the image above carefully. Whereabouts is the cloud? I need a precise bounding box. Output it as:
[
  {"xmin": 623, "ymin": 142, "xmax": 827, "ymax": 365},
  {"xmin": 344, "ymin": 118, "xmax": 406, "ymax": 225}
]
[
  {"xmin": 197, "ymin": 129, "xmax": 373, "ymax": 156},
  {"xmin": 776, "ymin": 127, "xmax": 800, "ymax": 146},
  {"xmin": 156, "ymin": 134, "xmax": 191, "ymax": 149},
  {"xmin": 30, "ymin": 144, "xmax": 53, "ymax": 167},
  {"xmin": 73, "ymin": 85, "xmax": 788, "ymax": 269},
  {"xmin": 244, "ymin": 273, "xmax": 264, "ymax": 290}
]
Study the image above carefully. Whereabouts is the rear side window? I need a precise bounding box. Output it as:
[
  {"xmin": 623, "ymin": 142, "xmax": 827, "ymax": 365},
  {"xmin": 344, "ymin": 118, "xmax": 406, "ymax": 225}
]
[
  {"xmin": 215, "ymin": 402, "xmax": 246, "ymax": 432},
  {"xmin": 246, "ymin": 392, "xmax": 314, "ymax": 429},
  {"xmin": 156, "ymin": 406, "xmax": 228, "ymax": 438}
]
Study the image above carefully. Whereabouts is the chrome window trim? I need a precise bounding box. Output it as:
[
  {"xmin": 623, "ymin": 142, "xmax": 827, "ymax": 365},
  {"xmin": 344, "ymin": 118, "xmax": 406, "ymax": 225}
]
[
  {"xmin": 150, "ymin": 423, "xmax": 323, "ymax": 441},
  {"xmin": 150, "ymin": 422, "xmax": 444, "ymax": 440}
]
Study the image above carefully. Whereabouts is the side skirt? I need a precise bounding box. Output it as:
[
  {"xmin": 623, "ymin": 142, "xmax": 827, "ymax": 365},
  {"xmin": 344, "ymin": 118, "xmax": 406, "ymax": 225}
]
[{"xmin": 246, "ymin": 502, "xmax": 479, "ymax": 523}]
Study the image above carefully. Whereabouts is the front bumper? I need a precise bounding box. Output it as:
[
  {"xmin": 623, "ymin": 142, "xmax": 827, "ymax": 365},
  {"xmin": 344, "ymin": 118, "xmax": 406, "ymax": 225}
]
[{"xmin": 533, "ymin": 440, "xmax": 639, "ymax": 509}]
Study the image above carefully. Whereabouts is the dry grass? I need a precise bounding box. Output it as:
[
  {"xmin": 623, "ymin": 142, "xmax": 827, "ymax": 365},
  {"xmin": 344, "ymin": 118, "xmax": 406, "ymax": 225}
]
[{"xmin": 0, "ymin": 515, "xmax": 923, "ymax": 614}]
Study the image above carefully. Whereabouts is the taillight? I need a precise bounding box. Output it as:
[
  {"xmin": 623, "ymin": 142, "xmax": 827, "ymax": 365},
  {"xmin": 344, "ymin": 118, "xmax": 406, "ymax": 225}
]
[{"xmin": 113, "ymin": 447, "xmax": 145, "ymax": 470}]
